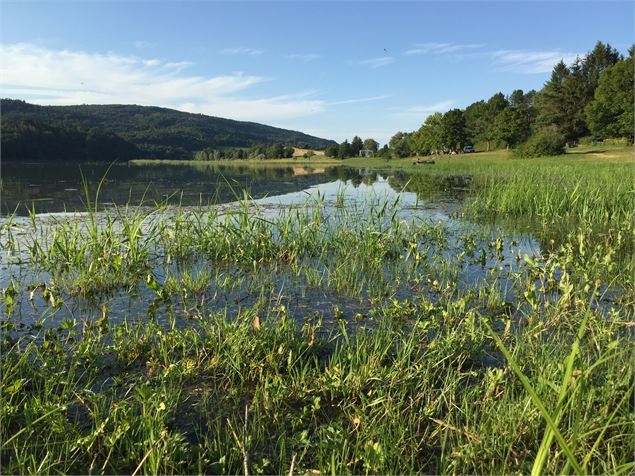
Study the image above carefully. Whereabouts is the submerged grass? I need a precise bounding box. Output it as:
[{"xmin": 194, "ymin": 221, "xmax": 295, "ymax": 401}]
[
  {"xmin": 1, "ymin": 154, "xmax": 634, "ymax": 474},
  {"xmin": 1, "ymin": 290, "xmax": 632, "ymax": 474}
]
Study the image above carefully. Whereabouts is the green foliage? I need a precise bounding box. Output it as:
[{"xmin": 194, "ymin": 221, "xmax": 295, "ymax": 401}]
[
  {"xmin": 325, "ymin": 144, "xmax": 339, "ymax": 157},
  {"xmin": 1, "ymin": 119, "xmax": 140, "ymax": 162},
  {"xmin": 362, "ymin": 138, "xmax": 379, "ymax": 152},
  {"xmin": 492, "ymin": 105, "xmax": 532, "ymax": 149},
  {"xmin": 350, "ymin": 135, "xmax": 363, "ymax": 157},
  {"xmin": 401, "ymin": 40, "xmax": 627, "ymax": 156},
  {"xmin": 536, "ymin": 42, "xmax": 623, "ymax": 140},
  {"xmin": 586, "ymin": 55, "xmax": 634, "ymax": 140},
  {"xmin": 1, "ymin": 99, "xmax": 335, "ymax": 161},
  {"xmin": 1, "ymin": 184, "xmax": 632, "ymax": 474},
  {"xmin": 389, "ymin": 131, "xmax": 412, "ymax": 158},
  {"xmin": 338, "ymin": 140, "xmax": 351, "ymax": 159},
  {"xmin": 193, "ymin": 143, "xmax": 294, "ymax": 161},
  {"xmin": 410, "ymin": 112, "xmax": 444, "ymax": 155},
  {"xmin": 375, "ymin": 144, "xmax": 391, "ymax": 158},
  {"xmin": 440, "ymin": 108, "xmax": 467, "ymax": 151},
  {"xmin": 514, "ymin": 126, "xmax": 566, "ymax": 158}
]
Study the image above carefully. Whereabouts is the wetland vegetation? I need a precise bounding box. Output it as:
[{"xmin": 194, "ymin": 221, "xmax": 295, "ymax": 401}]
[{"xmin": 1, "ymin": 143, "xmax": 633, "ymax": 474}]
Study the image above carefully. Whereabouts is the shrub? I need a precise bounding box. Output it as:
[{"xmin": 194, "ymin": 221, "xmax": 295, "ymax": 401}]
[
  {"xmin": 603, "ymin": 137, "xmax": 632, "ymax": 146},
  {"xmin": 514, "ymin": 127, "xmax": 566, "ymax": 158}
]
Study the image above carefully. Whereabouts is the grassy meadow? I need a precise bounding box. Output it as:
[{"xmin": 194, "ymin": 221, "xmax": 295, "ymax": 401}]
[{"xmin": 1, "ymin": 145, "xmax": 634, "ymax": 474}]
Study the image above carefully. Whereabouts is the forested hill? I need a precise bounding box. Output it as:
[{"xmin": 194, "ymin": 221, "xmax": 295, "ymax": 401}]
[{"xmin": 1, "ymin": 99, "xmax": 336, "ymax": 161}]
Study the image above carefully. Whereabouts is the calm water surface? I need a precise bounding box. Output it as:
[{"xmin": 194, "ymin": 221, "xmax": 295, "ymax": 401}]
[{"xmin": 1, "ymin": 160, "xmax": 542, "ymax": 336}]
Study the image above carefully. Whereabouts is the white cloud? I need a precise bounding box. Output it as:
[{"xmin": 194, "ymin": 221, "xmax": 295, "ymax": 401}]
[
  {"xmin": 391, "ymin": 100, "xmax": 456, "ymax": 118},
  {"xmin": 285, "ymin": 53, "xmax": 320, "ymax": 62},
  {"xmin": 358, "ymin": 57, "xmax": 394, "ymax": 68},
  {"xmin": 0, "ymin": 43, "xmax": 326, "ymax": 122},
  {"xmin": 404, "ymin": 42, "xmax": 485, "ymax": 56},
  {"xmin": 492, "ymin": 49, "xmax": 579, "ymax": 74},
  {"xmin": 329, "ymin": 94, "xmax": 391, "ymax": 106},
  {"xmin": 180, "ymin": 95, "xmax": 325, "ymax": 121},
  {"xmin": 220, "ymin": 47, "xmax": 263, "ymax": 56},
  {"xmin": 403, "ymin": 42, "xmax": 579, "ymax": 74}
]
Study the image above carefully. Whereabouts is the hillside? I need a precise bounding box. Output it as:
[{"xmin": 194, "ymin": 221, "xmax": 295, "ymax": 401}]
[{"xmin": 0, "ymin": 99, "xmax": 336, "ymax": 161}]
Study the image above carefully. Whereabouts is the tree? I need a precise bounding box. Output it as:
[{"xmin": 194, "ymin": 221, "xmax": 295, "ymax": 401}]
[
  {"xmin": 389, "ymin": 132, "xmax": 412, "ymax": 158},
  {"xmin": 350, "ymin": 136, "xmax": 363, "ymax": 157},
  {"xmin": 536, "ymin": 60, "xmax": 571, "ymax": 133},
  {"xmin": 481, "ymin": 92, "xmax": 509, "ymax": 150},
  {"xmin": 362, "ymin": 138, "xmax": 379, "ymax": 153},
  {"xmin": 375, "ymin": 144, "xmax": 391, "ymax": 158},
  {"xmin": 411, "ymin": 112, "xmax": 444, "ymax": 155},
  {"xmin": 464, "ymin": 100, "xmax": 488, "ymax": 147},
  {"xmin": 536, "ymin": 43, "xmax": 621, "ymax": 140},
  {"xmin": 267, "ymin": 143, "xmax": 284, "ymax": 158},
  {"xmin": 493, "ymin": 89, "xmax": 534, "ymax": 148},
  {"xmin": 582, "ymin": 41, "xmax": 622, "ymax": 96},
  {"xmin": 440, "ymin": 109, "xmax": 467, "ymax": 151},
  {"xmin": 586, "ymin": 54, "xmax": 634, "ymax": 140},
  {"xmin": 338, "ymin": 140, "xmax": 351, "ymax": 159},
  {"xmin": 492, "ymin": 108, "xmax": 531, "ymax": 149},
  {"xmin": 325, "ymin": 144, "xmax": 339, "ymax": 157}
]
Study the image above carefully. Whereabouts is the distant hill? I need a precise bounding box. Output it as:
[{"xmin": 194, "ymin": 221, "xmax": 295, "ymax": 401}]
[{"xmin": 0, "ymin": 99, "xmax": 336, "ymax": 161}]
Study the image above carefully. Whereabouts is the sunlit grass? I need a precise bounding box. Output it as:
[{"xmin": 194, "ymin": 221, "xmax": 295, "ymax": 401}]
[{"xmin": 1, "ymin": 163, "xmax": 633, "ymax": 474}]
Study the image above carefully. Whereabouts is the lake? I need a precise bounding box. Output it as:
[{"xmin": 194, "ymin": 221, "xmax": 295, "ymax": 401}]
[{"xmin": 1, "ymin": 160, "xmax": 543, "ymax": 337}]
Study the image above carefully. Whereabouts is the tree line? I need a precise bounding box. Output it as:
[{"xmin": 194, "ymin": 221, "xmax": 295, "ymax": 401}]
[
  {"xmin": 194, "ymin": 143, "xmax": 296, "ymax": 161},
  {"xmin": 1, "ymin": 100, "xmax": 336, "ymax": 161},
  {"xmin": 1, "ymin": 119, "xmax": 141, "ymax": 162},
  {"xmin": 390, "ymin": 41, "xmax": 633, "ymax": 158},
  {"xmin": 324, "ymin": 136, "xmax": 388, "ymax": 158},
  {"xmin": 324, "ymin": 41, "xmax": 632, "ymax": 160}
]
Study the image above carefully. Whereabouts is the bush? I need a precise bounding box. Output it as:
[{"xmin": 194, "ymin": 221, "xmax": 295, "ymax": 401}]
[
  {"xmin": 514, "ymin": 127, "xmax": 566, "ymax": 158},
  {"xmin": 603, "ymin": 137, "xmax": 632, "ymax": 146}
]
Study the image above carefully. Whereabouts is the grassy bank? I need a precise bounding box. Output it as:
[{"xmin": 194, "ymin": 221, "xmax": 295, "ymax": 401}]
[
  {"xmin": 349, "ymin": 146, "xmax": 634, "ymax": 229},
  {"xmin": 1, "ymin": 148, "xmax": 634, "ymax": 474},
  {"xmin": 1, "ymin": 189, "xmax": 633, "ymax": 474},
  {"xmin": 133, "ymin": 145, "xmax": 634, "ymax": 225},
  {"xmin": 3, "ymin": 293, "xmax": 632, "ymax": 474}
]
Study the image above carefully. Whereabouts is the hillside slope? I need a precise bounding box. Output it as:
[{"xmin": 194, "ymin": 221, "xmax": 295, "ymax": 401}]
[{"xmin": 1, "ymin": 99, "xmax": 335, "ymax": 161}]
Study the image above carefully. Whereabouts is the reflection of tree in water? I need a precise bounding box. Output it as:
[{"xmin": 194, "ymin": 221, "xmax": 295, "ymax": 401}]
[
  {"xmin": 214, "ymin": 164, "xmax": 295, "ymax": 179},
  {"xmin": 388, "ymin": 172, "xmax": 472, "ymax": 200},
  {"xmin": 324, "ymin": 167, "xmax": 378, "ymax": 187},
  {"xmin": 3, "ymin": 161, "xmax": 329, "ymax": 215},
  {"xmin": 362, "ymin": 172, "xmax": 378, "ymax": 186}
]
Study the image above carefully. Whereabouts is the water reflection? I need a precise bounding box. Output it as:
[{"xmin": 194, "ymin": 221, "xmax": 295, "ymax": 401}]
[{"xmin": 2, "ymin": 161, "xmax": 338, "ymax": 215}]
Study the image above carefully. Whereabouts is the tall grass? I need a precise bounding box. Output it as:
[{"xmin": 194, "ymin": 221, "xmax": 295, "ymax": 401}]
[
  {"xmin": 466, "ymin": 165, "xmax": 634, "ymax": 226},
  {"xmin": 1, "ymin": 164, "xmax": 633, "ymax": 474}
]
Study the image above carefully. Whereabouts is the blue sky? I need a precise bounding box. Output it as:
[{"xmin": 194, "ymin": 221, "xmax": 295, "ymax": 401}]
[{"xmin": 1, "ymin": 1, "xmax": 633, "ymax": 144}]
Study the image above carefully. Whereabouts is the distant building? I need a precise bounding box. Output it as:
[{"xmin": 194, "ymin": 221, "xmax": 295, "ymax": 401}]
[{"xmin": 359, "ymin": 149, "xmax": 374, "ymax": 157}]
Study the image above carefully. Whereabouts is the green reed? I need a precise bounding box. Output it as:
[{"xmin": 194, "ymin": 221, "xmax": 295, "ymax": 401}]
[{"xmin": 1, "ymin": 177, "xmax": 633, "ymax": 475}]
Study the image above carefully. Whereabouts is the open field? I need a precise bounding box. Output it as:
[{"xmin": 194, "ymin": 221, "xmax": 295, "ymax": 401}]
[
  {"xmin": 343, "ymin": 144, "xmax": 634, "ymax": 171},
  {"xmin": 1, "ymin": 146, "xmax": 634, "ymax": 474},
  {"xmin": 292, "ymin": 148, "xmax": 326, "ymax": 157}
]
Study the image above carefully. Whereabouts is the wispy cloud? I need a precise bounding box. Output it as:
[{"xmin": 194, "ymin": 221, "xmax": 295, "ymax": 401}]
[
  {"xmin": 391, "ymin": 100, "xmax": 456, "ymax": 118},
  {"xmin": 492, "ymin": 49, "xmax": 579, "ymax": 74},
  {"xmin": 180, "ymin": 94, "xmax": 325, "ymax": 121},
  {"xmin": 358, "ymin": 57, "xmax": 394, "ymax": 68},
  {"xmin": 220, "ymin": 47, "xmax": 263, "ymax": 56},
  {"xmin": 0, "ymin": 43, "xmax": 326, "ymax": 121},
  {"xmin": 404, "ymin": 42, "xmax": 485, "ymax": 56},
  {"xmin": 285, "ymin": 53, "xmax": 320, "ymax": 62},
  {"xmin": 403, "ymin": 42, "xmax": 579, "ymax": 74},
  {"xmin": 329, "ymin": 94, "xmax": 392, "ymax": 106}
]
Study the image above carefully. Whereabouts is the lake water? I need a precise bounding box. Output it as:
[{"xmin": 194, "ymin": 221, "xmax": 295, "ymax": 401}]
[{"xmin": 1, "ymin": 160, "xmax": 543, "ymax": 337}]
